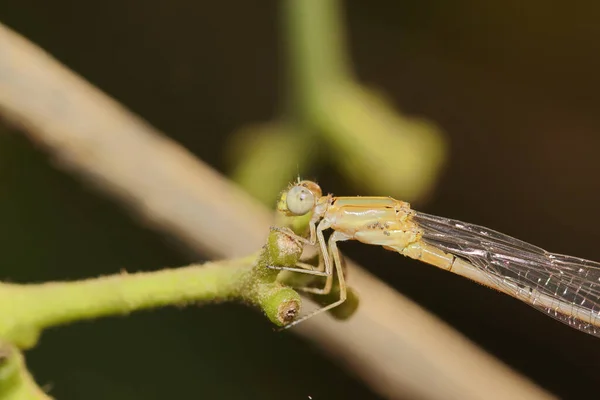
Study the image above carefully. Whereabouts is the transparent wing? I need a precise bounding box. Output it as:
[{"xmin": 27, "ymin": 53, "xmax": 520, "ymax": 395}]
[{"xmin": 413, "ymin": 211, "xmax": 600, "ymax": 338}]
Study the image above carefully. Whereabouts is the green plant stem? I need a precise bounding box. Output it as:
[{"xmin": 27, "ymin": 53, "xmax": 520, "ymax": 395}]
[
  {"xmin": 1, "ymin": 262, "xmax": 246, "ymax": 338},
  {"xmin": 0, "ymin": 234, "xmax": 305, "ymax": 349},
  {"xmin": 285, "ymin": 0, "xmax": 447, "ymax": 200},
  {"xmin": 0, "ymin": 342, "xmax": 51, "ymax": 400},
  {"xmin": 284, "ymin": 0, "xmax": 350, "ymax": 121}
]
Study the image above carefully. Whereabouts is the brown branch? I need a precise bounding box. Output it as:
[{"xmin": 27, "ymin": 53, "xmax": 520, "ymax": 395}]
[{"xmin": 0, "ymin": 23, "xmax": 555, "ymax": 400}]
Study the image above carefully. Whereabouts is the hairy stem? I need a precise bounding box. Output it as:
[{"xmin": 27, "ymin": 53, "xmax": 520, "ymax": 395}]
[
  {"xmin": 0, "ymin": 227, "xmax": 306, "ymax": 349},
  {"xmin": 0, "ymin": 342, "xmax": 52, "ymax": 400}
]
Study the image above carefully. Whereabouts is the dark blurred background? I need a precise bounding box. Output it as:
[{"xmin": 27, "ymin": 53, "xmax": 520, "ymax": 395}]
[{"xmin": 1, "ymin": 1, "xmax": 600, "ymax": 399}]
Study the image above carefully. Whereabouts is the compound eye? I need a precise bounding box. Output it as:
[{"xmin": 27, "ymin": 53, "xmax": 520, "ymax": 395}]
[{"xmin": 286, "ymin": 185, "xmax": 315, "ymax": 215}]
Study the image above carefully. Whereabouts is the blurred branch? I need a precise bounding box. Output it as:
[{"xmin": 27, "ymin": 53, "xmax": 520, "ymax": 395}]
[
  {"xmin": 0, "ymin": 342, "xmax": 51, "ymax": 400},
  {"xmin": 229, "ymin": 0, "xmax": 447, "ymax": 204},
  {"xmin": 0, "ymin": 22, "xmax": 555, "ymax": 400}
]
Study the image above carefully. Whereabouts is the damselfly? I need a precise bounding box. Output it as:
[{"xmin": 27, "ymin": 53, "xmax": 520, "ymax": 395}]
[{"xmin": 271, "ymin": 180, "xmax": 600, "ymax": 338}]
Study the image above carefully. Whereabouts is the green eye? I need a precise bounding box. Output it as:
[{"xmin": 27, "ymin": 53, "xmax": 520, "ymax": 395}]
[{"xmin": 286, "ymin": 185, "xmax": 315, "ymax": 215}]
